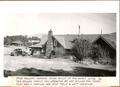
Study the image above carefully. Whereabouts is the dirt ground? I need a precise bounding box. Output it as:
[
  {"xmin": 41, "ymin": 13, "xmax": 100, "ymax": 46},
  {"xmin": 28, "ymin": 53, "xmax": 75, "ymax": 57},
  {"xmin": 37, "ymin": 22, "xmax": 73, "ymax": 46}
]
[
  {"xmin": 4, "ymin": 55, "xmax": 81, "ymax": 71},
  {"xmin": 4, "ymin": 47, "xmax": 116, "ymax": 76}
]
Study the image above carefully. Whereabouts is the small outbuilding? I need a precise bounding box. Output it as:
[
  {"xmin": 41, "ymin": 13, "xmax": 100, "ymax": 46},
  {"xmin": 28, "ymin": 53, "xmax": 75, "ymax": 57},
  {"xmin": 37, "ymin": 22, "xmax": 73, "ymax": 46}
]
[
  {"xmin": 11, "ymin": 41, "xmax": 23, "ymax": 46},
  {"xmin": 93, "ymin": 34, "xmax": 116, "ymax": 58},
  {"xmin": 29, "ymin": 43, "xmax": 43, "ymax": 55}
]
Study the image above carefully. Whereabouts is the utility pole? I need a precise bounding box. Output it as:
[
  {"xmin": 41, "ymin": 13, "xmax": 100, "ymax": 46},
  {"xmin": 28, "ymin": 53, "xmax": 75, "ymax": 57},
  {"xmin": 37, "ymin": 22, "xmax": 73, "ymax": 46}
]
[
  {"xmin": 101, "ymin": 28, "xmax": 102, "ymax": 35},
  {"xmin": 78, "ymin": 25, "xmax": 80, "ymax": 38}
]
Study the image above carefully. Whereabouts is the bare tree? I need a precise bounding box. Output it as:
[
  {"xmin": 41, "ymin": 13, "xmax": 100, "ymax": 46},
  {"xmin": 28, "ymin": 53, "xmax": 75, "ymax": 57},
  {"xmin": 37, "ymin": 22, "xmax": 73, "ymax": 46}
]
[{"xmin": 72, "ymin": 38, "xmax": 91, "ymax": 63}]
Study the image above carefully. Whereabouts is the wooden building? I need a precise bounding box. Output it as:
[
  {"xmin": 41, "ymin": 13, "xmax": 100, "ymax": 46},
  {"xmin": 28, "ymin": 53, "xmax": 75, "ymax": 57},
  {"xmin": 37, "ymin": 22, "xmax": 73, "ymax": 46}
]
[
  {"xmin": 93, "ymin": 34, "xmax": 116, "ymax": 58},
  {"xmin": 11, "ymin": 41, "xmax": 23, "ymax": 46},
  {"xmin": 29, "ymin": 30, "xmax": 116, "ymax": 59}
]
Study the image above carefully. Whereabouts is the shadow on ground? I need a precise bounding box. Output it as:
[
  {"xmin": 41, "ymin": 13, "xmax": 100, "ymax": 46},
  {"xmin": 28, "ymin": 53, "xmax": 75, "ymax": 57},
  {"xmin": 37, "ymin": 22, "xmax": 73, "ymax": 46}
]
[{"xmin": 4, "ymin": 67, "xmax": 116, "ymax": 77}]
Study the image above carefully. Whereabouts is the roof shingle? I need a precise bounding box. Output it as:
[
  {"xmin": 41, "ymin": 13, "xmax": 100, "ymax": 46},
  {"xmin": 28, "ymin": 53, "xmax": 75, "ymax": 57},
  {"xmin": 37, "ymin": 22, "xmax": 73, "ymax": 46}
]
[{"xmin": 30, "ymin": 33, "xmax": 116, "ymax": 49}]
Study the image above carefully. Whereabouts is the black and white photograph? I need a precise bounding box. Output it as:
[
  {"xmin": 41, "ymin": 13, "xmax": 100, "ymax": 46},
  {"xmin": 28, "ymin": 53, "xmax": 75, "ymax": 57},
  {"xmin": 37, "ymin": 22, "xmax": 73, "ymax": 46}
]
[{"xmin": 4, "ymin": 13, "xmax": 116, "ymax": 77}]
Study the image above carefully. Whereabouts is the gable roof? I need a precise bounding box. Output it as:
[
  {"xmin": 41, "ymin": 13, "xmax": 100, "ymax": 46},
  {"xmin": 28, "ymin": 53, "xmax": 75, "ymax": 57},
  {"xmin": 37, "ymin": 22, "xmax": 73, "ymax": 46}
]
[
  {"xmin": 93, "ymin": 33, "xmax": 116, "ymax": 50},
  {"xmin": 103, "ymin": 33, "xmax": 116, "ymax": 49},
  {"xmin": 54, "ymin": 34, "xmax": 100, "ymax": 49},
  {"xmin": 30, "ymin": 33, "xmax": 116, "ymax": 50}
]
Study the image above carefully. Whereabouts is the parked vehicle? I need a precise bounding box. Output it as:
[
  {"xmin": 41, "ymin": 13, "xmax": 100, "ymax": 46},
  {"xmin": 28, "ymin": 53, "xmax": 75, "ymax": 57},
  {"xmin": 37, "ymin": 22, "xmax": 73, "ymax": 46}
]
[{"xmin": 10, "ymin": 48, "xmax": 28, "ymax": 56}]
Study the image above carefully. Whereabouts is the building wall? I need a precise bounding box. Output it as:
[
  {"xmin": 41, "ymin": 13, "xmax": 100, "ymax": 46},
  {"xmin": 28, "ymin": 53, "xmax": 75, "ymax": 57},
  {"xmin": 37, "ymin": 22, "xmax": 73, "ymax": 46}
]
[
  {"xmin": 65, "ymin": 49, "xmax": 72, "ymax": 55},
  {"xmin": 52, "ymin": 37, "xmax": 66, "ymax": 56},
  {"xmin": 94, "ymin": 37, "xmax": 116, "ymax": 59},
  {"xmin": 54, "ymin": 47, "xmax": 65, "ymax": 56},
  {"xmin": 45, "ymin": 30, "xmax": 72, "ymax": 57}
]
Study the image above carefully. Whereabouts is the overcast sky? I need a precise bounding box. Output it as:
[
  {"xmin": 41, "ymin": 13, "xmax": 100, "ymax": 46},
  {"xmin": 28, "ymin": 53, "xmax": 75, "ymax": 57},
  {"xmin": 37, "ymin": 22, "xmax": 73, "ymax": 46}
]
[{"xmin": 1, "ymin": 13, "xmax": 116, "ymax": 36}]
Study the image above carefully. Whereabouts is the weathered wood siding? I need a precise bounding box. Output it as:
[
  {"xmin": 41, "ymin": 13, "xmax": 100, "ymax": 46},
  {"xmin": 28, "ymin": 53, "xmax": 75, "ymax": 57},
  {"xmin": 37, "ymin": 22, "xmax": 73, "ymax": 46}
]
[
  {"xmin": 94, "ymin": 37, "xmax": 116, "ymax": 58},
  {"xmin": 53, "ymin": 37, "xmax": 66, "ymax": 56}
]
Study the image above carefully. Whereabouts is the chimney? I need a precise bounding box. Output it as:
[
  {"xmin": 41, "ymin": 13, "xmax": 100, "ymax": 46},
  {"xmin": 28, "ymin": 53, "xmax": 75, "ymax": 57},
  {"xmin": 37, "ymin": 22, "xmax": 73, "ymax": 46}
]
[
  {"xmin": 48, "ymin": 29, "xmax": 53, "ymax": 37},
  {"xmin": 46, "ymin": 29, "xmax": 53, "ymax": 58}
]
